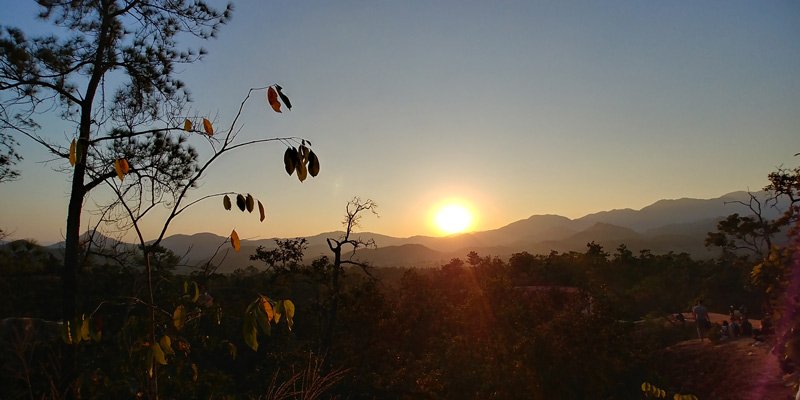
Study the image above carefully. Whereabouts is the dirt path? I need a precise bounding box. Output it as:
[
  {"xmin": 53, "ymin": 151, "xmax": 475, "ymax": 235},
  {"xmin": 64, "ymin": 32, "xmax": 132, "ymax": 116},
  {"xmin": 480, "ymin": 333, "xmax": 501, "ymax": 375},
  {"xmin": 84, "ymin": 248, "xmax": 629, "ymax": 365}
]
[{"xmin": 653, "ymin": 327, "xmax": 796, "ymax": 400}]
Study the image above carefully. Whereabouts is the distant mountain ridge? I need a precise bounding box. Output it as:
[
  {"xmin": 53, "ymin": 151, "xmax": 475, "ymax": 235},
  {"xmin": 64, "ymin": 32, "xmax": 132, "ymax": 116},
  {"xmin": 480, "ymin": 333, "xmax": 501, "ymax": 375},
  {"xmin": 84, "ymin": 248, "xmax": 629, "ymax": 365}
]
[{"xmin": 46, "ymin": 191, "xmax": 783, "ymax": 272}]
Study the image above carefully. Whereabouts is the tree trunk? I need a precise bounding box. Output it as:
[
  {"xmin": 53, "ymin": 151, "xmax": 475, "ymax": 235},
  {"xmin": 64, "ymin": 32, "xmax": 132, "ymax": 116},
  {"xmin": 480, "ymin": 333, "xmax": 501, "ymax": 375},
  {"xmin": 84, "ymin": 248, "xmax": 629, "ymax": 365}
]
[{"xmin": 61, "ymin": 139, "xmax": 86, "ymax": 399}]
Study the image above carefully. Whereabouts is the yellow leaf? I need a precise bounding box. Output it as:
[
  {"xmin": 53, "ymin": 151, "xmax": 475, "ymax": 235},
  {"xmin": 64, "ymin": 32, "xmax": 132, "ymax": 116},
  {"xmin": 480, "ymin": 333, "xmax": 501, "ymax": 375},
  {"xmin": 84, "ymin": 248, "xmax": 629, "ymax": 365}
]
[
  {"xmin": 152, "ymin": 343, "xmax": 167, "ymax": 365},
  {"xmin": 283, "ymin": 299, "xmax": 295, "ymax": 319},
  {"xmin": 231, "ymin": 229, "xmax": 241, "ymax": 252},
  {"xmin": 202, "ymin": 118, "xmax": 214, "ymax": 136},
  {"xmin": 160, "ymin": 335, "xmax": 174, "ymax": 355},
  {"xmin": 283, "ymin": 300, "xmax": 295, "ymax": 331},
  {"xmin": 183, "ymin": 119, "xmax": 192, "ymax": 131},
  {"xmin": 173, "ymin": 305, "xmax": 186, "ymax": 331},
  {"xmin": 258, "ymin": 200, "xmax": 265, "ymax": 222},
  {"xmin": 69, "ymin": 139, "xmax": 76, "ymax": 166},
  {"xmin": 267, "ymin": 86, "xmax": 281, "ymax": 113},
  {"xmin": 80, "ymin": 317, "xmax": 91, "ymax": 341}
]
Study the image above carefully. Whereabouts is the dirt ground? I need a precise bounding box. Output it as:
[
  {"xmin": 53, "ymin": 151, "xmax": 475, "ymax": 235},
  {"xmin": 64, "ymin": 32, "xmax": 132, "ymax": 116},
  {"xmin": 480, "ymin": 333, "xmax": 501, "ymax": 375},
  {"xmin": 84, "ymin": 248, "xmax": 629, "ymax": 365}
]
[{"xmin": 652, "ymin": 313, "xmax": 797, "ymax": 400}]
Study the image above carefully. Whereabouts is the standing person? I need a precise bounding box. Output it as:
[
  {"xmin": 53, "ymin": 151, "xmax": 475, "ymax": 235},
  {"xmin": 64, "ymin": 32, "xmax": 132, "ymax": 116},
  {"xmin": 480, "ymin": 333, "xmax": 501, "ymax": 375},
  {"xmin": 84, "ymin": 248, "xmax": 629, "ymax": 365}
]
[{"xmin": 693, "ymin": 299, "xmax": 711, "ymax": 341}]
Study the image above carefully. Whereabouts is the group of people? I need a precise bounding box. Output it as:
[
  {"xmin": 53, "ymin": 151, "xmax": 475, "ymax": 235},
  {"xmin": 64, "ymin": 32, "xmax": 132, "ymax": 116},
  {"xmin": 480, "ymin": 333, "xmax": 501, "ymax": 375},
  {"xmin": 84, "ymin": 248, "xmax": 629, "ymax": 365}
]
[
  {"xmin": 719, "ymin": 305, "xmax": 753, "ymax": 340},
  {"xmin": 691, "ymin": 300, "xmax": 756, "ymax": 342}
]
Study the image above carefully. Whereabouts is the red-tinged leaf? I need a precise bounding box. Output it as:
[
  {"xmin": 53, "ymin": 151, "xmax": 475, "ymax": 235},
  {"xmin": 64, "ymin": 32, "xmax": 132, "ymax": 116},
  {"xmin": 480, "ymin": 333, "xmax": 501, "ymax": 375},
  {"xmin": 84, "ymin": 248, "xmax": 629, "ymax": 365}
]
[
  {"xmin": 275, "ymin": 85, "xmax": 292, "ymax": 110},
  {"xmin": 119, "ymin": 159, "xmax": 130, "ymax": 174},
  {"xmin": 258, "ymin": 200, "xmax": 265, "ymax": 222},
  {"xmin": 183, "ymin": 119, "xmax": 192, "ymax": 132},
  {"xmin": 202, "ymin": 118, "xmax": 214, "ymax": 136},
  {"xmin": 114, "ymin": 159, "xmax": 125, "ymax": 182},
  {"xmin": 267, "ymin": 86, "xmax": 281, "ymax": 113},
  {"xmin": 231, "ymin": 229, "xmax": 241, "ymax": 252}
]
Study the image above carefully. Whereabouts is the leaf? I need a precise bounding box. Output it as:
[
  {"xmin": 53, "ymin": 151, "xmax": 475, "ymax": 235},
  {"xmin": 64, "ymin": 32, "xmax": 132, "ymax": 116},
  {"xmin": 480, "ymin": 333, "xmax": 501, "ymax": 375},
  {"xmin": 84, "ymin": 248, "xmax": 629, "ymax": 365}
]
[
  {"xmin": 254, "ymin": 304, "xmax": 271, "ymax": 336},
  {"xmin": 245, "ymin": 194, "xmax": 254, "ymax": 213},
  {"xmin": 258, "ymin": 200, "xmax": 265, "ymax": 222},
  {"xmin": 267, "ymin": 86, "xmax": 281, "ymax": 113},
  {"xmin": 152, "ymin": 343, "xmax": 167, "ymax": 365},
  {"xmin": 61, "ymin": 321, "xmax": 72, "ymax": 344},
  {"xmin": 259, "ymin": 296, "xmax": 275, "ymax": 321},
  {"xmin": 283, "ymin": 300, "xmax": 295, "ymax": 331},
  {"xmin": 231, "ymin": 229, "xmax": 241, "ymax": 252},
  {"xmin": 202, "ymin": 118, "xmax": 214, "ymax": 136},
  {"xmin": 173, "ymin": 305, "xmax": 186, "ymax": 331},
  {"xmin": 242, "ymin": 311, "xmax": 258, "ymax": 351},
  {"xmin": 283, "ymin": 299, "xmax": 296, "ymax": 319},
  {"xmin": 114, "ymin": 159, "xmax": 125, "ymax": 182},
  {"xmin": 183, "ymin": 119, "xmax": 193, "ymax": 131},
  {"xmin": 308, "ymin": 151, "xmax": 320, "ymax": 177},
  {"xmin": 119, "ymin": 158, "xmax": 130, "ymax": 174},
  {"xmin": 298, "ymin": 145, "xmax": 310, "ymax": 163},
  {"xmin": 80, "ymin": 317, "xmax": 91, "ymax": 341},
  {"xmin": 273, "ymin": 300, "xmax": 284, "ymax": 323},
  {"xmin": 227, "ymin": 342, "xmax": 237, "ymax": 360},
  {"xmin": 283, "ymin": 147, "xmax": 296, "ymax": 175},
  {"xmin": 236, "ymin": 194, "xmax": 246, "ymax": 211},
  {"xmin": 191, "ymin": 281, "xmax": 200, "ymax": 303},
  {"xmin": 275, "ymin": 85, "xmax": 292, "ymax": 110},
  {"xmin": 90, "ymin": 315, "xmax": 103, "ymax": 342},
  {"xmin": 69, "ymin": 139, "xmax": 76, "ymax": 166},
  {"xmin": 223, "ymin": 195, "xmax": 232, "ymax": 210},
  {"xmin": 191, "ymin": 363, "xmax": 199, "ymax": 382},
  {"xmin": 160, "ymin": 335, "xmax": 174, "ymax": 355},
  {"xmin": 296, "ymin": 159, "xmax": 308, "ymax": 182}
]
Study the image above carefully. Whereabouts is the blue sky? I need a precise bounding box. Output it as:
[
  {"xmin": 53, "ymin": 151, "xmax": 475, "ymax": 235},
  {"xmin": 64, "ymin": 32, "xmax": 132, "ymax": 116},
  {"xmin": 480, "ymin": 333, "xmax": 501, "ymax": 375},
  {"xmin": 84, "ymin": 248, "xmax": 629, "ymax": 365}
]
[{"xmin": 1, "ymin": 1, "xmax": 799, "ymax": 244}]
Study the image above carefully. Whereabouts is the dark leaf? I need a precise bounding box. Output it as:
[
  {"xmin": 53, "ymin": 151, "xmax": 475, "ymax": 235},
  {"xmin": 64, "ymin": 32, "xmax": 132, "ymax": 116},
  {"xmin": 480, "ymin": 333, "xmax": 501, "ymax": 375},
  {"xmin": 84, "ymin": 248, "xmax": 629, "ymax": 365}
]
[
  {"xmin": 275, "ymin": 84, "xmax": 292, "ymax": 110},
  {"xmin": 223, "ymin": 195, "xmax": 231, "ymax": 210},
  {"xmin": 308, "ymin": 151, "xmax": 320, "ymax": 177},
  {"xmin": 246, "ymin": 194, "xmax": 254, "ymax": 213},
  {"xmin": 236, "ymin": 194, "xmax": 246, "ymax": 211},
  {"xmin": 283, "ymin": 147, "xmax": 296, "ymax": 175}
]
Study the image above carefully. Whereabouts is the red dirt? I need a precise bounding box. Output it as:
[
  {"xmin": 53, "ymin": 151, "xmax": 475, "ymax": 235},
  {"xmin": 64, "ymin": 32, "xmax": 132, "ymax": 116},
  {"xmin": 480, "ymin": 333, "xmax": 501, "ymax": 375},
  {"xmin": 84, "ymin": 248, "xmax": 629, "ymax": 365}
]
[{"xmin": 653, "ymin": 313, "xmax": 797, "ymax": 400}]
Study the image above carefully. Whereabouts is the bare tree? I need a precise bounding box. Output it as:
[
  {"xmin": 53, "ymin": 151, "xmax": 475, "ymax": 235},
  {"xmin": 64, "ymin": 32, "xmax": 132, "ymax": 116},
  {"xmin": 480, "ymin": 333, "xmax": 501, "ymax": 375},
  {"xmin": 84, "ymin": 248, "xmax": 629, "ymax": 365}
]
[{"xmin": 321, "ymin": 197, "xmax": 378, "ymax": 358}]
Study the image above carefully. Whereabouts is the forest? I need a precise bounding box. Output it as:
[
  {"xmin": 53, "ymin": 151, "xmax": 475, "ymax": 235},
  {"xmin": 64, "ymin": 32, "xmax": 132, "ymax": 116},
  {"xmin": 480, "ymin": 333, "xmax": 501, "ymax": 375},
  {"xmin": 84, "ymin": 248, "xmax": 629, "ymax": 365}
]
[{"xmin": 2, "ymin": 193, "xmax": 799, "ymax": 399}]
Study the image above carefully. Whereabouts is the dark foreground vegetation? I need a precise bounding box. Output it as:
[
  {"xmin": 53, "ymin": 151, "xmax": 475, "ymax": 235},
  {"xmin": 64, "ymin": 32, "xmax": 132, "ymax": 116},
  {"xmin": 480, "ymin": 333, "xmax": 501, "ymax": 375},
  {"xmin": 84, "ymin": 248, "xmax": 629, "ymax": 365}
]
[{"xmin": 0, "ymin": 238, "xmax": 774, "ymax": 399}]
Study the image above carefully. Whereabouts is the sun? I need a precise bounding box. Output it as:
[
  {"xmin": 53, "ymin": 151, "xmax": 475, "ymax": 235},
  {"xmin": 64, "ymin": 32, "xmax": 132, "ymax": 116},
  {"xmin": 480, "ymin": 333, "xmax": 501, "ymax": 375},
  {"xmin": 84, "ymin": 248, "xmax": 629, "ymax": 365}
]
[{"xmin": 434, "ymin": 203, "xmax": 473, "ymax": 235}]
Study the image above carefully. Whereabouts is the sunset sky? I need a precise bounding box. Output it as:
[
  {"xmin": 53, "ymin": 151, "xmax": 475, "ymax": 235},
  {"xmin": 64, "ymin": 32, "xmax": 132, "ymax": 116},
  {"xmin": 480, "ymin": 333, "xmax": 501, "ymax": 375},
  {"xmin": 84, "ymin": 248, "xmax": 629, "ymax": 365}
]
[{"xmin": 1, "ymin": 1, "xmax": 799, "ymax": 245}]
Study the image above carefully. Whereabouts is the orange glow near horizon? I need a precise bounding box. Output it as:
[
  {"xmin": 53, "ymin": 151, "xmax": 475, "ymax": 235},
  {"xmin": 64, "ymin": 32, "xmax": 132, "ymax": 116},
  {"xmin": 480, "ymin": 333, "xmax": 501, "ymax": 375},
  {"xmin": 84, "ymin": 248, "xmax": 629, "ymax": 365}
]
[{"xmin": 432, "ymin": 200, "xmax": 475, "ymax": 235}]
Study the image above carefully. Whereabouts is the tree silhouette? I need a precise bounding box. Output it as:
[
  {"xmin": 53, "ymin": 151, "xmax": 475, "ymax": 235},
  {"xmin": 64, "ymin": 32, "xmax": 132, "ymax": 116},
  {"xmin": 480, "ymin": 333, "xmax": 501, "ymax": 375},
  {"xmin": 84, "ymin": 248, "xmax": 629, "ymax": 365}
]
[{"xmin": 0, "ymin": 1, "xmax": 233, "ymax": 395}]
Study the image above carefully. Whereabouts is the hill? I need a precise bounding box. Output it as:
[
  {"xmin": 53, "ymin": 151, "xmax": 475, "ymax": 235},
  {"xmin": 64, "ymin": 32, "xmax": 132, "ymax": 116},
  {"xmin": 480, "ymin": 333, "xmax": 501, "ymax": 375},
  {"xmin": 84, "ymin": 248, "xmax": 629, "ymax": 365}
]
[{"xmin": 41, "ymin": 191, "xmax": 784, "ymax": 271}]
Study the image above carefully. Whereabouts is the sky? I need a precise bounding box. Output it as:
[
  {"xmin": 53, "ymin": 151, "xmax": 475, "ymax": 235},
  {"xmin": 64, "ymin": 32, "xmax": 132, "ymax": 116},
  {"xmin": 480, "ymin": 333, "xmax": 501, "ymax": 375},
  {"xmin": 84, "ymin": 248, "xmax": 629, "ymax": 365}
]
[{"xmin": 1, "ymin": 1, "xmax": 799, "ymax": 245}]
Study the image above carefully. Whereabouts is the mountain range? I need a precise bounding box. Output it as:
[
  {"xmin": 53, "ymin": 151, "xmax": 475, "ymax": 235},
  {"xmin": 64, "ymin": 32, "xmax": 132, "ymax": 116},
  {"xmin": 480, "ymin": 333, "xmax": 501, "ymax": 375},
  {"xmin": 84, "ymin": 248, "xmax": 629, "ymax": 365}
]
[{"xmin": 103, "ymin": 190, "xmax": 783, "ymax": 272}]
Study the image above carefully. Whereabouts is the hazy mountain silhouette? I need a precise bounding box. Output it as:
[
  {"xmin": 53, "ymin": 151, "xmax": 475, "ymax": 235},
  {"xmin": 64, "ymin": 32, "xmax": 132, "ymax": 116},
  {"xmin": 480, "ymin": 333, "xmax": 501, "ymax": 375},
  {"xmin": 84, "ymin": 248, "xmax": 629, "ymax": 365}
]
[{"xmin": 43, "ymin": 191, "xmax": 783, "ymax": 272}]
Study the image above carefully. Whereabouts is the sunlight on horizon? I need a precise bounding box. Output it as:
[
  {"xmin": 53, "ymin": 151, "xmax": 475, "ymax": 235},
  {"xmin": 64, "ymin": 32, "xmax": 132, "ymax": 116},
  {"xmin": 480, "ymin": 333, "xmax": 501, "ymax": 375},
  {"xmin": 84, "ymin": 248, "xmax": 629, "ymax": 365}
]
[{"xmin": 432, "ymin": 201, "xmax": 475, "ymax": 235}]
